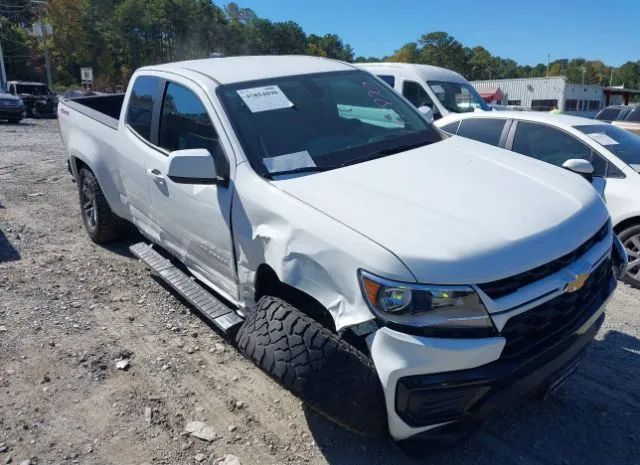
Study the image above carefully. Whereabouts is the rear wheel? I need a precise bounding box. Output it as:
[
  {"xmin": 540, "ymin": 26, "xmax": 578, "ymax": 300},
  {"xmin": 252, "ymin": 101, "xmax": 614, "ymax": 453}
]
[
  {"xmin": 236, "ymin": 296, "xmax": 387, "ymax": 437},
  {"xmin": 619, "ymin": 225, "xmax": 640, "ymax": 288},
  {"xmin": 78, "ymin": 168, "xmax": 125, "ymax": 244}
]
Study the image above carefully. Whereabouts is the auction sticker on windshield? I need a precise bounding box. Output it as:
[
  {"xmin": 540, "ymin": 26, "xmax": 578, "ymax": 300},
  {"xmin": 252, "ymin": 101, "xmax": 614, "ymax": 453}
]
[
  {"xmin": 263, "ymin": 150, "xmax": 316, "ymax": 173},
  {"xmin": 237, "ymin": 85, "xmax": 293, "ymax": 113},
  {"xmin": 587, "ymin": 132, "xmax": 619, "ymax": 146}
]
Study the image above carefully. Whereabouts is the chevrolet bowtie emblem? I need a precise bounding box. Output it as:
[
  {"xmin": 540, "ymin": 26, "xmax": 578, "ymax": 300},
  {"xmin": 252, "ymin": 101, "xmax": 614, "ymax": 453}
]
[{"xmin": 565, "ymin": 272, "xmax": 591, "ymax": 293}]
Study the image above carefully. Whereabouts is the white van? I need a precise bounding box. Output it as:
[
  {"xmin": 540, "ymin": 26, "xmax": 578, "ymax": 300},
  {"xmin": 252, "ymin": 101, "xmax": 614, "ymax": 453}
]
[{"xmin": 358, "ymin": 63, "xmax": 490, "ymax": 120}]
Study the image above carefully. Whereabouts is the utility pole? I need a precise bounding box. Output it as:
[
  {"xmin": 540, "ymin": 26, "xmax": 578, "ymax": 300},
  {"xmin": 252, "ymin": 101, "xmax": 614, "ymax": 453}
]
[
  {"xmin": 0, "ymin": 35, "xmax": 7, "ymax": 90},
  {"xmin": 546, "ymin": 54, "xmax": 550, "ymax": 77},
  {"xmin": 32, "ymin": 0, "xmax": 53, "ymax": 89},
  {"xmin": 610, "ymin": 68, "xmax": 615, "ymax": 87},
  {"xmin": 581, "ymin": 66, "xmax": 587, "ymax": 85}
]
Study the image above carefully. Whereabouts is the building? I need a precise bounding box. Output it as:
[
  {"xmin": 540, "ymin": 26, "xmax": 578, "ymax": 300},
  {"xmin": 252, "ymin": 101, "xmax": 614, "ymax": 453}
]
[
  {"xmin": 472, "ymin": 76, "xmax": 604, "ymax": 117},
  {"xmin": 603, "ymin": 86, "xmax": 640, "ymax": 106}
]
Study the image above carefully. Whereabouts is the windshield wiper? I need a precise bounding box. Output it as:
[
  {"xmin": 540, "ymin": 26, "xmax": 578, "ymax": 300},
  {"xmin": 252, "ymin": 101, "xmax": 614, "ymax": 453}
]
[
  {"xmin": 263, "ymin": 140, "xmax": 430, "ymax": 177},
  {"xmin": 339, "ymin": 141, "xmax": 429, "ymax": 168},
  {"xmin": 261, "ymin": 165, "xmax": 337, "ymax": 178}
]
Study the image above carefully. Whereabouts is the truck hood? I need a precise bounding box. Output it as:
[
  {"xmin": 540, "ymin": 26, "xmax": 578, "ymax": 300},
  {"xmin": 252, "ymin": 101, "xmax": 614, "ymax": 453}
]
[{"xmin": 272, "ymin": 136, "xmax": 609, "ymax": 284}]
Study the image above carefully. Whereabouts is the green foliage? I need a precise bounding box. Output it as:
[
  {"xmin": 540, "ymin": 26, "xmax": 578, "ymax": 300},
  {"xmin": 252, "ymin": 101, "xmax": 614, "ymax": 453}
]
[
  {"xmin": 0, "ymin": 2, "xmax": 39, "ymax": 81},
  {"xmin": 307, "ymin": 34, "xmax": 353, "ymax": 62},
  {"xmin": 2, "ymin": 0, "xmax": 639, "ymax": 94},
  {"xmin": 386, "ymin": 31, "xmax": 640, "ymax": 87},
  {"xmin": 1, "ymin": 0, "xmax": 354, "ymax": 88}
]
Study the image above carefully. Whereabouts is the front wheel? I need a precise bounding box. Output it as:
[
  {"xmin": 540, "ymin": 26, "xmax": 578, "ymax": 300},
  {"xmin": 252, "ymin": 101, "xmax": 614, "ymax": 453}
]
[
  {"xmin": 235, "ymin": 296, "xmax": 387, "ymax": 437},
  {"xmin": 78, "ymin": 168, "xmax": 125, "ymax": 244},
  {"xmin": 618, "ymin": 225, "xmax": 640, "ymax": 288}
]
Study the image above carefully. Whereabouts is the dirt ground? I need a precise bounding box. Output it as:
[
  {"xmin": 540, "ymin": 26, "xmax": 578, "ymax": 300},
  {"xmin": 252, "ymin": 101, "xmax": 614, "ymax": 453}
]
[{"xmin": 0, "ymin": 119, "xmax": 639, "ymax": 465}]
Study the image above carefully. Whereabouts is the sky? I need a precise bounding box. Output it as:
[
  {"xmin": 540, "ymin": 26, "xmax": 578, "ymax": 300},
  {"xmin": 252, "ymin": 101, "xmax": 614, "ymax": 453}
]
[{"xmin": 236, "ymin": 0, "xmax": 640, "ymax": 67}]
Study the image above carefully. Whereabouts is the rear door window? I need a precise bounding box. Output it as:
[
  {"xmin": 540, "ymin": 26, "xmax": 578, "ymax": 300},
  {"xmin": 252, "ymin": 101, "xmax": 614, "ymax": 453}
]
[
  {"xmin": 456, "ymin": 118, "xmax": 506, "ymax": 147},
  {"xmin": 126, "ymin": 76, "xmax": 160, "ymax": 142},
  {"xmin": 377, "ymin": 75, "xmax": 395, "ymax": 87}
]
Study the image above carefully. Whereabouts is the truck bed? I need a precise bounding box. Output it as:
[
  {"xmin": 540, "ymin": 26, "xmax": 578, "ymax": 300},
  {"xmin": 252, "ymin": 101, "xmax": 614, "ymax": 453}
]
[{"xmin": 60, "ymin": 94, "xmax": 125, "ymax": 129}]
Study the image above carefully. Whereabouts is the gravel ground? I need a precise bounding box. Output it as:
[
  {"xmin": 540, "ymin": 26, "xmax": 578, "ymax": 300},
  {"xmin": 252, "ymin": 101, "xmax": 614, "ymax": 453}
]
[{"xmin": 0, "ymin": 119, "xmax": 639, "ymax": 465}]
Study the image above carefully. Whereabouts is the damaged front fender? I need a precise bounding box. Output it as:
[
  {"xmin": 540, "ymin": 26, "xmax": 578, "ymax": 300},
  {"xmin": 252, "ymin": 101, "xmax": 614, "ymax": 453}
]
[{"xmin": 232, "ymin": 163, "xmax": 415, "ymax": 331}]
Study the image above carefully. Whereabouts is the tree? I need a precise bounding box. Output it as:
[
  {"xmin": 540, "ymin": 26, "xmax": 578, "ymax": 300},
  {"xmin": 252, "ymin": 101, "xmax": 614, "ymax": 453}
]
[
  {"xmin": 46, "ymin": 0, "xmax": 91, "ymax": 85},
  {"xmin": 306, "ymin": 34, "xmax": 353, "ymax": 61},
  {"xmin": 386, "ymin": 42, "xmax": 419, "ymax": 63},
  {"xmin": 224, "ymin": 2, "xmax": 257, "ymax": 24},
  {"xmin": 417, "ymin": 32, "xmax": 466, "ymax": 73},
  {"xmin": 247, "ymin": 19, "xmax": 307, "ymax": 55},
  {"xmin": 617, "ymin": 61, "xmax": 640, "ymax": 88},
  {"xmin": 467, "ymin": 46, "xmax": 493, "ymax": 80}
]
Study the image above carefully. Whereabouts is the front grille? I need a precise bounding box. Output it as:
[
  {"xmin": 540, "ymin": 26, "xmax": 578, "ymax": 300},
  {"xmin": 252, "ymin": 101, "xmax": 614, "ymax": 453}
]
[
  {"xmin": 500, "ymin": 257, "xmax": 611, "ymax": 362},
  {"xmin": 478, "ymin": 222, "xmax": 609, "ymax": 299}
]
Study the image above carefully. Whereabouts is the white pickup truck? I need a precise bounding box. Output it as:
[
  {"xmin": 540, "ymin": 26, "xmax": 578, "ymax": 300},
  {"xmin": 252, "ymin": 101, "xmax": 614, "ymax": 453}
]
[{"xmin": 58, "ymin": 55, "xmax": 627, "ymax": 449}]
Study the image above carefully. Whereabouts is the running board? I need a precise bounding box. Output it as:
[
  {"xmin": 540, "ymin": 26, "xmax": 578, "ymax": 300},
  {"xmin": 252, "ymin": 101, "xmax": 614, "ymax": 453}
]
[{"xmin": 129, "ymin": 242, "xmax": 244, "ymax": 334}]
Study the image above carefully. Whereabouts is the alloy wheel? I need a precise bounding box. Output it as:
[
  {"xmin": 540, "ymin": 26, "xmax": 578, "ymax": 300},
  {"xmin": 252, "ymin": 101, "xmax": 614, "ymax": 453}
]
[
  {"xmin": 623, "ymin": 233, "xmax": 640, "ymax": 283},
  {"xmin": 81, "ymin": 178, "xmax": 98, "ymax": 230}
]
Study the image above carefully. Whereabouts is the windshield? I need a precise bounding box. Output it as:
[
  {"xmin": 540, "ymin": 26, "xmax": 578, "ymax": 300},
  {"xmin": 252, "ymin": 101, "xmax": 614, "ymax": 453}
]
[
  {"xmin": 217, "ymin": 70, "xmax": 441, "ymax": 177},
  {"xmin": 427, "ymin": 80, "xmax": 489, "ymax": 113},
  {"xmin": 595, "ymin": 107, "xmax": 631, "ymax": 122},
  {"xmin": 16, "ymin": 84, "xmax": 50, "ymax": 96},
  {"xmin": 575, "ymin": 124, "xmax": 640, "ymax": 166}
]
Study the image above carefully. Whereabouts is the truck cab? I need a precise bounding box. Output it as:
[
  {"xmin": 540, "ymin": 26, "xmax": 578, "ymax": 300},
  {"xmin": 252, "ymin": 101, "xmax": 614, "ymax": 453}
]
[{"xmin": 358, "ymin": 62, "xmax": 490, "ymax": 120}]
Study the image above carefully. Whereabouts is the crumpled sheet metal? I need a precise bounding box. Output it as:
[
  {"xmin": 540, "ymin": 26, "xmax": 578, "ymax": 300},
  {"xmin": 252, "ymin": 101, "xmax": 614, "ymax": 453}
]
[{"xmin": 232, "ymin": 163, "xmax": 414, "ymax": 331}]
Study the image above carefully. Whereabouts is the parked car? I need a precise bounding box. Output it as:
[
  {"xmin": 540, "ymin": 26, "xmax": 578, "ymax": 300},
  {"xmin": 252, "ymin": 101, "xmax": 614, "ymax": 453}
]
[
  {"xmin": 594, "ymin": 104, "xmax": 632, "ymax": 123},
  {"xmin": 7, "ymin": 80, "xmax": 57, "ymax": 118},
  {"xmin": 357, "ymin": 62, "xmax": 490, "ymax": 120},
  {"xmin": 436, "ymin": 111, "xmax": 640, "ymax": 286},
  {"xmin": 58, "ymin": 56, "xmax": 625, "ymax": 448},
  {"xmin": 612, "ymin": 105, "xmax": 640, "ymax": 136},
  {"xmin": 0, "ymin": 83, "xmax": 26, "ymax": 123}
]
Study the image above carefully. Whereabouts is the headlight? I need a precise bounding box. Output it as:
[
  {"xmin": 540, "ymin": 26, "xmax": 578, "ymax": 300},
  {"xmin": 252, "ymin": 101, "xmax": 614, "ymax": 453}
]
[{"xmin": 359, "ymin": 270, "xmax": 496, "ymax": 337}]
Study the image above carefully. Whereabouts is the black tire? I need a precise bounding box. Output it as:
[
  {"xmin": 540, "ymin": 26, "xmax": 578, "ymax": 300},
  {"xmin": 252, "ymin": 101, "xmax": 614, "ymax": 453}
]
[
  {"xmin": 77, "ymin": 168, "xmax": 125, "ymax": 244},
  {"xmin": 236, "ymin": 296, "xmax": 387, "ymax": 437},
  {"xmin": 618, "ymin": 225, "xmax": 640, "ymax": 288}
]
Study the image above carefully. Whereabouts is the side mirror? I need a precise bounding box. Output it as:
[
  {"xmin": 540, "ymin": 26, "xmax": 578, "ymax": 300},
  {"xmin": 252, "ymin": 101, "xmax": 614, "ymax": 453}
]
[
  {"xmin": 562, "ymin": 159, "xmax": 594, "ymax": 182},
  {"xmin": 417, "ymin": 106, "xmax": 434, "ymax": 124},
  {"xmin": 167, "ymin": 148, "xmax": 219, "ymax": 184}
]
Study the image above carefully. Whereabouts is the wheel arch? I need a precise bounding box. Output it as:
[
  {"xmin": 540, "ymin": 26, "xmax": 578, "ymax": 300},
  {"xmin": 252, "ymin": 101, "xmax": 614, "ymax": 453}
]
[
  {"xmin": 254, "ymin": 263, "xmax": 337, "ymax": 333},
  {"xmin": 70, "ymin": 155, "xmax": 90, "ymax": 178},
  {"xmin": 68, "ymin": 148, "xmax": 129, "ymax": 221},
  {"xmin": 614, "ymin": 216, "xmax": 640, "ymax": 235}
]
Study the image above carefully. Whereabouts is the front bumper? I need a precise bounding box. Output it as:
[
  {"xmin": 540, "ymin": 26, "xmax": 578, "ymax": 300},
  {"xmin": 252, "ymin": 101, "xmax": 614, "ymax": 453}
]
[
  {"xmin": 368, "ymin": 266, "xmax": 616, "ymax": 442},
  {"xmin": 0, "ymin": 106, "xmax": 26, "ymax": 119}
]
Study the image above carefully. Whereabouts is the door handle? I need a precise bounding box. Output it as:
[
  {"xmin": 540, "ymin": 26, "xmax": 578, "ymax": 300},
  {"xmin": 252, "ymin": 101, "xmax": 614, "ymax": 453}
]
[{"xmin": 147, "ymin": 168, "xmax": 165, "ymax": 182}]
